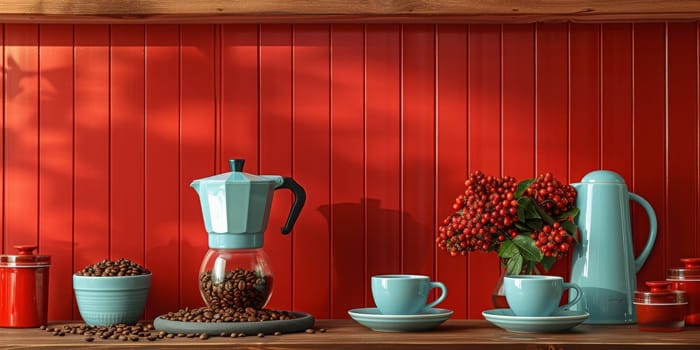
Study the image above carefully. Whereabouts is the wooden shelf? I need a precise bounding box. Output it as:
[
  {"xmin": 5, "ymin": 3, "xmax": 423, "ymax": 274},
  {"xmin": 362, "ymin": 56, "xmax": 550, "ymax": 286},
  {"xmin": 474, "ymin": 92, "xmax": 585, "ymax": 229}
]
[
  {"xmin": 3, "ymin": 320, "xmax": 700, "ymax": 349},
  {"xmin": 2, "ymin": 0, "xmax": 700, "ymax": 24}
]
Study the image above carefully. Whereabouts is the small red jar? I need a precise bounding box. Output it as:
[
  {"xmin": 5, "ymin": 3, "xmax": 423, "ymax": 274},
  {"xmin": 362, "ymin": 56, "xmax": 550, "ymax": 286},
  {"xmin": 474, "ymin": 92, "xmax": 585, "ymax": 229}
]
[
  {"xmin": 634, "ymin": 281, "xmax": 687, "ymax": 332},
  {"xmin": 667, "ymin": 257, "xmax": 700, "ymax": 326},
  {"xmin": 0, "ymin": 245, "xmax": 51, "ymax": 328}
]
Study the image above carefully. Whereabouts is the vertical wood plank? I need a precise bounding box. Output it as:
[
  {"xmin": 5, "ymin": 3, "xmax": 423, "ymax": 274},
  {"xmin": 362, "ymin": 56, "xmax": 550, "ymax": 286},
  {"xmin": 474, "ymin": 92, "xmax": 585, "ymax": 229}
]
[
  {"xmin": 73, "ymin": 24, "xmax": 111, "ymax": 299},
  {"xmin": 38, "ymin": 23, "xmax": 74, "ymax": 321},
  {"xmin": 4, "ymin": 24, "xmax": 39, "ymax": 250},
  {"xmin": 180, "ymin": 24, "xmax": 216, "ymax": 308},
  {"xmin": 144, "ymin": 24, "xmax": 181, "ymax": 318},
  {"xmin": 221, "ymin": 24, "xmax": 259, "ymax": 169},
  {"xmin": 329, "ymin": 23, "xmax": 365, "ymax": 318},
  {"xmin": 292, "ymin": 24, "xmax": 331, "ymax": 318},
  {"xmin": 110, "ymin": 24, "xmax": 146, "ymax": 263},
  {"xmin": 0, "ymin": 23, "xmax": 4, "ymax": 253},
  {"xmin": 502, "ymin": 24, "xmax": 535, "ymax": 186},
  {"xmin": 632, "ymin": 23, "xmax": 666, "ymax": 284},
  {"xmin": 467, "ymin": 23, "xmax": 501, "ymax": 319},
  {"xmin": 364, "ymin": 24, "xmax": 401, "ymax": 306},
  {"xmin": 535, "ymin": 23, "xmax": 570, "ymax": 278},
  {"xmin": 38, "ymin": 24, "xmax": 73, "ymax": 320},
  {"xmin": 401, "ymin": 24, "xmax": 436, "ymax": 279},
  {"xmin": 435, "ymin": 23, "xmax": 468, "ymax": 319},
  {"xmin": 569, "ymin": 24, "xmax": 601, "ymax": 181},
  {"xmin": 666, "ymin": 22, "xmax": 698, "ymax": 265},
  {"xmin": 259, "ymin": 24, "xmax": 294, "ymax": 311},
  {"xmin": 601, "ymin": 24, "xmax": 634, "ymax": 180}
]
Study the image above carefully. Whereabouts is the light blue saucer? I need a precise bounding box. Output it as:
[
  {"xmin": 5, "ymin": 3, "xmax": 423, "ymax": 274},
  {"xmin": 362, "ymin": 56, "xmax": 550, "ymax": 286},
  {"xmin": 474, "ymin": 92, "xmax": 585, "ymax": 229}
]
[
  {"xmin": 482, "ymin": 308, "xmax": 589, "ymax": 333},
  {"xmin": 348, "ymin": 308, "xmax": 453, "ymax": 332}
]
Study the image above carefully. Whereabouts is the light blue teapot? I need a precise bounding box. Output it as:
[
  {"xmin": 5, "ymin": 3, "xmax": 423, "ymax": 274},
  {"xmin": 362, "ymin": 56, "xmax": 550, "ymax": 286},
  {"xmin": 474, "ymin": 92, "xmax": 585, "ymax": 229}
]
[{"xmin": 569, "ymin": 170, "xmax": 657, "ymax": 324}]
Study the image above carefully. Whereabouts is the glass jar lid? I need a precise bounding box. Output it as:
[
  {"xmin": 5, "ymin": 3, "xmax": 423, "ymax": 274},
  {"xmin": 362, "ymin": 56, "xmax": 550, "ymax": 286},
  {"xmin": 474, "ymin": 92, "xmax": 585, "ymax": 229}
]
[
  {"xmin": 0, "ymin": 245, "xmax": 51, "ymax": 267},
  {"xmin": 667, "ymin": 257, "xmax": 700, "ymax": 281},
  {"xmin": 634, "ymin": 281, "xmax": 687, "ymax": 305}
]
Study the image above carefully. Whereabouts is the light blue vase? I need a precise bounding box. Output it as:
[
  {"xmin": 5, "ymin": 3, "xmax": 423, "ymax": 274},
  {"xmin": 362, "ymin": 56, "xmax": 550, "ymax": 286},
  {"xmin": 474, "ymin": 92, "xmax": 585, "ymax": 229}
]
[{"xmin": 569, "ymin": 170, "xmax": 657, "ymax": 324}]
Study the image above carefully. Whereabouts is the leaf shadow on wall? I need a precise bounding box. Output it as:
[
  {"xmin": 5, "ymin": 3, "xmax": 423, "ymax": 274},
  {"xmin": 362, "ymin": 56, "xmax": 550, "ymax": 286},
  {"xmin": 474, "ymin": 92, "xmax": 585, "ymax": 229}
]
[{"xmin": 317, "ymin": 198, "xmax": 428, "ymax": 311}]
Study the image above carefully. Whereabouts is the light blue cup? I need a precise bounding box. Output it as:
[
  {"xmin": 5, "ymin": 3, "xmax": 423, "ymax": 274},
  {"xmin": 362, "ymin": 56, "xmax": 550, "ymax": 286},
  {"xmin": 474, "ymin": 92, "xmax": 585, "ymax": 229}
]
[
  {"xmin": 371, "ymin": 274, "xmax": 447, "ymax": 315},
  {"xmin": 504, "ymin": 275, "xmax": 582, "ymax": 317},
  {"xmin": 73, "ymin": 274, "xmax": 151, "ymax": 326}
]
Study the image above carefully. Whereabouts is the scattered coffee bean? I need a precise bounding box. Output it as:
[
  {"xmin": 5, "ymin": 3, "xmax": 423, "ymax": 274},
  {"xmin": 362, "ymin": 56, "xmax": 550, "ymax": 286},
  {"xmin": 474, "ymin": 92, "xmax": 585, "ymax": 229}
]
[
  {"xmin": 75, "ymin": 258, "xmax": 150, "ymax": 276},
  {"xmin": 85, "ymin": 336, "xmax": 95, "ymax": 342},
  {"xmin": 199, "ymin": 333, "xmax": 209, "ymax": 340},
  {"xmin": 320, "ymin": 328, "xmax": 327, "ymax": 333},
  {"xmin": 305, "ymin": 328, "xmax": 315, "ymax": 334},
  {"xmin": 257, "ymin": 332, "xmax": 265, "ymax": 338},
  {"xmin": 160, "ymin": 306, "xmax": 297, "ymax": 323},
  {"xmin": 274, "ymin": 331, "xmax": 282, "ymax": 336},
  {"xmin": 238, "ymin": 332, "xmax": 246, "ymax": 337}
]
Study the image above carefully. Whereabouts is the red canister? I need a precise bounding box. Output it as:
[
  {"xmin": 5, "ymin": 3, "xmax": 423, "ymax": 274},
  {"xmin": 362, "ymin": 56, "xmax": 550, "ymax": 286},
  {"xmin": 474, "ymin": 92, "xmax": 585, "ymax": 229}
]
[
  {"xmin": 0, "ymin": 245, "xmax": 51, "ymax": 327},
  {"xmin": 634, "ymin": 281, "xmax": 688, "ymax": 332},
  {"xmin": 667, "ymin": 258, "xmax": 700, "ymax": 326}
]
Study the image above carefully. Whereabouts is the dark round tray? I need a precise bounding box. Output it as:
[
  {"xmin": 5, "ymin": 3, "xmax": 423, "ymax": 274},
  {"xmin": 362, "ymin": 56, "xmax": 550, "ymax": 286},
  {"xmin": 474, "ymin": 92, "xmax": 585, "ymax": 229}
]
[{"xmin": 153, "ymin": 311, "xmax": 315, "ymax": 336}]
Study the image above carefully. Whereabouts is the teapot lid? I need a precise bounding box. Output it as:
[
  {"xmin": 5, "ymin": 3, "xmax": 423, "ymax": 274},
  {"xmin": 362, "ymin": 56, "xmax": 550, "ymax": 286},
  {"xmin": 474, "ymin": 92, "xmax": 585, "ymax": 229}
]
[
  {"xmin": 580, "ymin": 170, "xmax": 626, "ymax": 184},
  {"xmin": 193, "ymin": 159, "xmax": 278, "ymax": 185}
]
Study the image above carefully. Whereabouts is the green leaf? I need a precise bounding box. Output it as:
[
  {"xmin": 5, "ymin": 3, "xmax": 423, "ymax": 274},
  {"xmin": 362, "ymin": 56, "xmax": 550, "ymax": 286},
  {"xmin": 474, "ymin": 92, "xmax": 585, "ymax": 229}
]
[
  {"xmin": 512, "ymin": 235, "xmax": 544, "ymax": 262},
  {"xmin": 558, "ymin": 207, "xmax": 580, "ymax": 221},
  {"xmin": 540, "ymin": 256, "xmax": 556, "ymax": 272},
  {"xmin": 515, "ymin": 179, "xmax": 536, "ymax": 198},
  {"xmin": 517, "ymin": 197, "xmax": 541, "ymax": 221},
  {"xmin": 506, "ymin": 254, "xmax": 524, "ymax": 275},
  {"xmin": 498, "ymin": 240, "xmax": 518, "ymax": 258},
  {"xmin": 514, "ymin": 221, "xmax": 532, "ymax": 232},
  {"xmin": 560, "ymin": 220, "xmax": 578, "ymax": 237},
  {"xmin": 525, "ymin": 219, "xmax": 544, "ymax": 231}
]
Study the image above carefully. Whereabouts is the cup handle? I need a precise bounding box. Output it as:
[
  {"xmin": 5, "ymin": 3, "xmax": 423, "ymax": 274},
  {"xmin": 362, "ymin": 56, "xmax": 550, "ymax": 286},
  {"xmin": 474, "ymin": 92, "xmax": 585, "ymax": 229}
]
[
  {"xmin": 558, "ymin": 282, "xmax": 583, "ymax": 311},
  {"xmin": 425, "ymin": 282, "xmax": 448, "ymax": 309}
]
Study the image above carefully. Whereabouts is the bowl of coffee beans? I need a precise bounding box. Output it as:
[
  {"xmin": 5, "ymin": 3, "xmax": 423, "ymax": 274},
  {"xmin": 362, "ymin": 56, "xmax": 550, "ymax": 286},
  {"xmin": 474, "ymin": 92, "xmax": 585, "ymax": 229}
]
[{"xmin": 73, "ymin": 258, "xmax": 151, "ymax": 326}]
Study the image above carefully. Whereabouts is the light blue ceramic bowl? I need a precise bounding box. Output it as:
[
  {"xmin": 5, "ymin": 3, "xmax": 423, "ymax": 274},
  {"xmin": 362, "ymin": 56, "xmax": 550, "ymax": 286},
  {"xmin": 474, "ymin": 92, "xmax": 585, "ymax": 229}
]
[{"xmin": 73, "ymin": 274, "xmax": 151, "ymax": 326}]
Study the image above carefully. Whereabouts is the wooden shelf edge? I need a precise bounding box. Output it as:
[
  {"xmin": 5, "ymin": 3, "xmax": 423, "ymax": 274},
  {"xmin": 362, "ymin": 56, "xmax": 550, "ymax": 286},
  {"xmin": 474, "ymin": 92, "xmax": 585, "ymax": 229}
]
[{"xmin": 2, "ymin": 0, "xmax": 700, "ymax": 23}]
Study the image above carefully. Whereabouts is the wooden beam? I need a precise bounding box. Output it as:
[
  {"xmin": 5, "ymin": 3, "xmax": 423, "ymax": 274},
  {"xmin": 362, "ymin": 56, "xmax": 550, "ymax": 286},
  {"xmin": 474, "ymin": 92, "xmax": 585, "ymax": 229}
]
[{"xmin": 1, "ymin": 0, "xmax": 700, "ymax": 23}]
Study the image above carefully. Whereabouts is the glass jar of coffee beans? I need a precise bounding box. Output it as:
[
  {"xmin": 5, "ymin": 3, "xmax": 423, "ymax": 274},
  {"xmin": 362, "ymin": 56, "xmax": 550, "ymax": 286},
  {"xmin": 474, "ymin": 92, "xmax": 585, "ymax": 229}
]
[{"xmin": 198, "ymin": 248, "xmax": 273, "ymax": 310}]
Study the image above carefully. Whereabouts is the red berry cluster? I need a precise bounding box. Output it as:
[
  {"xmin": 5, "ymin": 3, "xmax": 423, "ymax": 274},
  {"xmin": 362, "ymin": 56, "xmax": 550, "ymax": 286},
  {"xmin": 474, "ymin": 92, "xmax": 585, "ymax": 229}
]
[
  {"xmin": 524, "ymin": 172, "xmax": 577, "ymax": 217},
  {"xmin": 437, "ymin": 171, "xmax": 578, "ymax": 258},
  {"xmin": 436, "ymin": 171, "xmax": 519, "ymax": 256},
  {"xmin": 530, "ymin": 222, "xmax": 575, "ymax": 259}
]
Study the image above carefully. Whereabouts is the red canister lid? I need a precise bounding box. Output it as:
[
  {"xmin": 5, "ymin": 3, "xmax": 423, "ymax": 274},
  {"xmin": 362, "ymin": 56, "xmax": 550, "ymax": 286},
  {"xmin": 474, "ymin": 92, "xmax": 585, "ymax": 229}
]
[
  {"xmin": 667, "ymin": 257, "xmax": 700, "ymax": 281},
  {"xmin": 0, "ymin": 245, "xmax": 51, "ymax": 267},
  {"xmin": 634, "ymin": 281, "xmax": 688, "ymax": 305}
]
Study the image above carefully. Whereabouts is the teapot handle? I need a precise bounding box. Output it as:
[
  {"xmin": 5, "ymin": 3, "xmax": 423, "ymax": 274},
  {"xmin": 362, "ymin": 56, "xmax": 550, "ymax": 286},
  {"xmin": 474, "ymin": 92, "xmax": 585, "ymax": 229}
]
[
  {"xmin": 276, "ymin": 177, "xmax": 306, "ymax": 234},
  {"xmin": 630, "ymin": 193, "xmax": 657, "ymax": 272}
]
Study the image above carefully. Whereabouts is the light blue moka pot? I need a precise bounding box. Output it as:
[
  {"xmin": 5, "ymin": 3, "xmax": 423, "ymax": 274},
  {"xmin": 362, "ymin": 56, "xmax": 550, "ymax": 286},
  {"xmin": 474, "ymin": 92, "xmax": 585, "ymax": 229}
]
[
  {"xmin": 190, "ymin": 159, "xmax": 306, "ymax": 249},
  {"xmin": 569, "ymin": 170, "xmax": 657, "ymax": 324}
]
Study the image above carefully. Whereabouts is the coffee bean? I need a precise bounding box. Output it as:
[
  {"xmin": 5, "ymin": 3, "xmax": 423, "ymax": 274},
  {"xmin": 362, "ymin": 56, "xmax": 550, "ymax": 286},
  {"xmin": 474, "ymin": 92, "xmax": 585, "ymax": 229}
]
[
  {"xmin": 76, "ymin": 258, "xmax": 150, "ymax": 276},
  {"xmin": 159, "ymin": 306, "xmax": 298, "ymax": 323},
  {"xmin": 274, "ymin": 331, "xmax": 282, "ymax": 336},
  {"xmin": 85, "ymin": 336, "xmax": 95, "ymax": 342},
  {"xmin": 199, "ymin": 333, "xmax": 209, "ymax": 340},
  {"xmin": 199, "ymin": 268, "xmax": 271, "ymax": 309},
  {"xmin": 320, "ymin": 328, "xmax": 327, "ymax": 333},
  {"xmin": 305, "ymin": 328, "xmax": 315, "ymax": 334},
  {"xmin": 257, "ymin": 332, "xmax": 265, "ymax": 338}
]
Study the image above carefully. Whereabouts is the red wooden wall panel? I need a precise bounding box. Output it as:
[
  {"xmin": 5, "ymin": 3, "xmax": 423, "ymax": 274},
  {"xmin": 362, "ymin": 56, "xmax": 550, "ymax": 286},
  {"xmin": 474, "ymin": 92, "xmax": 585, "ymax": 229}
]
[
  {"xmin": 435, "ymin": 23, "xmax": 468, "ymax": 319},
  {"xmin": 292, "ymin": 24, "xmax": 331, "ymax": 318},
  {"xmin": 144, "ymin": 24, "xmax": 181, "ymax": 319},
  {"xmin": 179, "ymin": 24, "xmax": 216, "ymax": 308},
  {"xmin": 3, "ymin": 22, "xmax": 700, "ymax": 321},
  {"xmin": 4, "ymin": 24, "xmax": 39, "ymax": 251},
  {"xmin": 110, "ymin": 24, "xmax": 146, "ymax": 263},
  {"xmin": 364, "ymin": 24, "xmax": 402, "ymax": 308},
  {"xmin": 467, "ymin": 24, "xmax": 501, "ymax": 319},
  {"xmin": 631, "ymin": 23, "xmax": 666, "ymax": 284},
  {"xmin": 38, "ymin": 24, "xmax": 74, "ymax": 321},
  {"xmin": 329, "ymin": 23, "xmax": 365, "ymax": 318},
  {"xmin": 259, "ymin": 24, "xmax": 294, "ymax": 311},
  {"xmin": 666, "ymin": 23, "xmax": 699, "ymax": 264}
]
